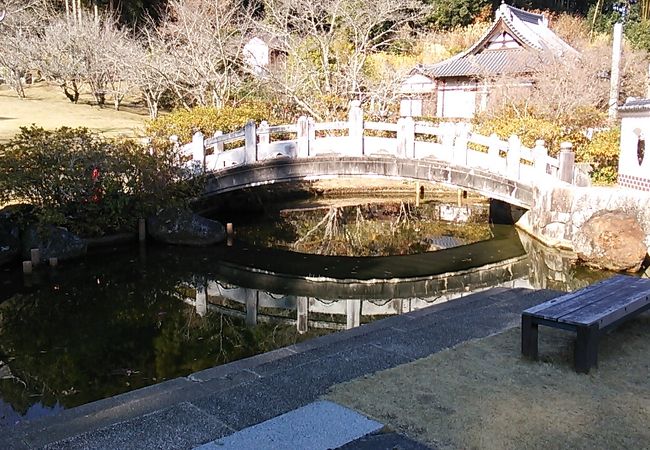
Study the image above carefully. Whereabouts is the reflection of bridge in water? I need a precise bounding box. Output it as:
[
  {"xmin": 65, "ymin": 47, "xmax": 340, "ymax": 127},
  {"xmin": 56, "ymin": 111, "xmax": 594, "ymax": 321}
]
[{"xmin": 181, "ymin": 230, "xmax": 531, "ymax": 332}]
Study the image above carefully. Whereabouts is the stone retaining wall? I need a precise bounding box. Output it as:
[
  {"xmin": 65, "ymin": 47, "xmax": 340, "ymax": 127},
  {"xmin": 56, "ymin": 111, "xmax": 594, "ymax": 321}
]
[{"xmin": 517, "ymin": 182, "xmax": 650, "ymax": 255}]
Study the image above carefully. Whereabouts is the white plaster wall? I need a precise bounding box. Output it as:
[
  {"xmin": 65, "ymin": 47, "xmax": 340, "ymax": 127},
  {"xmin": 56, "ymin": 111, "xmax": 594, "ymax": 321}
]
[{"xmin": 619, "ymin": 112, "xmax": 650, "ymax": 177}]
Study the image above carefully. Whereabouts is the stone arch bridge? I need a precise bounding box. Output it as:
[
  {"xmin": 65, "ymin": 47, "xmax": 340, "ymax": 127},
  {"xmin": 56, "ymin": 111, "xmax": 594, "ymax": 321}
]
[{"xmin": 178, "ymin": 101, "xmax": 650, "ymax": 259}]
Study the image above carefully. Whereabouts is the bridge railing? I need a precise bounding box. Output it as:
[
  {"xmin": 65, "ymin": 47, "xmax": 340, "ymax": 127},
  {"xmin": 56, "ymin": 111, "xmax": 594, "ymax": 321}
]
[{"xmin": 176, "ymin": 100, "xmax": 583, "ymax": 186}]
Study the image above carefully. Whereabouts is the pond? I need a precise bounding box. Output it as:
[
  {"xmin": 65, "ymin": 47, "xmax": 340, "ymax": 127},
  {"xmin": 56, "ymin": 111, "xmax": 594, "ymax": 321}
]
[{"xmin": 0, "ymin": 197, "xmax": 609, "ymax": 428}]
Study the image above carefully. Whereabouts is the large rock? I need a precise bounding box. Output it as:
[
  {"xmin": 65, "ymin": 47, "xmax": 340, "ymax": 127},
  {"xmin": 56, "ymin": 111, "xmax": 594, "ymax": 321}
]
[
  {"xmin": 0, "ymin": 221, "xmax": 20, "ymax": 266},
  {"xmin": 22, "ymin": 225, "xmax": 88, "ymax": 263},
  {"xmin": 572, "ymin": 211, "xmax": 647, "ymax": 272},
  {"xmin": 147, "ymin": 208, "xmax": 226, "ymax": 246}
]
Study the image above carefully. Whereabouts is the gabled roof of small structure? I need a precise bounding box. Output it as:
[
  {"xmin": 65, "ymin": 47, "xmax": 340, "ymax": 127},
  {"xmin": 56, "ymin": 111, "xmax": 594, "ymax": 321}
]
[
  {"xmin": 619, "ymin": 97, "xmax": 650, "ymax": 113},
  {"xmin": 415, "ymin": 2, "xmax": 577, "ymax": 79}
]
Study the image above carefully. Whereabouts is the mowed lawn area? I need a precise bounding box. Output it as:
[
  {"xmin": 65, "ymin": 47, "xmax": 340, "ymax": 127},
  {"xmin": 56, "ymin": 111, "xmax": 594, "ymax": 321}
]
[{"xmin": 0, "ymin": 82, "xmax": 150, "ymax": 142}]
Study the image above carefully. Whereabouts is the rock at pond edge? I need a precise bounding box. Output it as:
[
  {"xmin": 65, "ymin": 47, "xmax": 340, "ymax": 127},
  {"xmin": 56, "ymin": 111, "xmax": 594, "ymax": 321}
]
[
  {"xmin": 22, "ymin": 226, "xmax": 88, "ymax": 263},
  {"xmin": 572, "ymin": 210, "xmax": 647, "ymax": 273},
  {"xmin": 147, "ymin": 208, "xmax": 226, "ymax": 246}
]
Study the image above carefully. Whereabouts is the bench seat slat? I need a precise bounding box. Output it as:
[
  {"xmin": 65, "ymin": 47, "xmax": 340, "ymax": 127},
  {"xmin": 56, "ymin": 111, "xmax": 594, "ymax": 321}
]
[
  {"xmin": 559, "ymin": 287, "xmax": 650, "ymax": 327},
  {"xmin": 523, "ymin": 276, "xmax": 630, "ymax": 317}
]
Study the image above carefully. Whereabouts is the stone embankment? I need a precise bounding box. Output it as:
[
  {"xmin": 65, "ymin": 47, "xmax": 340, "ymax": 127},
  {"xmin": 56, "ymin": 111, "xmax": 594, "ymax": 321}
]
[{"xmin": 517, "ymin": 183, "xmax": 650, "ymax": 272}]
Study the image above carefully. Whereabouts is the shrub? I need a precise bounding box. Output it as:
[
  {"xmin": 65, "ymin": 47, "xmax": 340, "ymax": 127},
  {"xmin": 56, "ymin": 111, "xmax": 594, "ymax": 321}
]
[
  {"xmin": 578, "ymin": 127, "xmax": 620, "ymax": 185},
  {"xmin": 475, "ymin": 108, "xmax": 619, "ymax": 185},
  {"xmin": 0, "ymin": 126, "xmax": 200, "ymax": 237},
  {"xmin": 145, "ymin": 102, "xmax": 281, "ymax": 150}
]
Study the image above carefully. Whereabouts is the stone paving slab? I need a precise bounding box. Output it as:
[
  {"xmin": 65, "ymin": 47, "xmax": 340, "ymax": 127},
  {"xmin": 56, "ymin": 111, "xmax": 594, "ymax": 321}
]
[
  {"xmin": 335, "ymin": 431, "xmax": 435, "ymax": 450},
  {"xmin": 0, "ymin": 287, "xmax": 562, "ymax": 450},
  {"xmin": 42, "ymin": 402, "xmax": 230, "ymax": 450},
  {"xmin": 196, "ymin": 400, "xmax": 383, "ymax": 450}
]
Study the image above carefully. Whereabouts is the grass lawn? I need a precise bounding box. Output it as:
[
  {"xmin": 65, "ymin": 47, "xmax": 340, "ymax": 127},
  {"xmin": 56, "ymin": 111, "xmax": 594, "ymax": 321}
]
[
  {"xmin": 0, "ymin": 82, "xmax": 150, "ymax": 142},
  {"xmin": 328, "ymin": 315, "xmax": 650, "ymax": 449}
]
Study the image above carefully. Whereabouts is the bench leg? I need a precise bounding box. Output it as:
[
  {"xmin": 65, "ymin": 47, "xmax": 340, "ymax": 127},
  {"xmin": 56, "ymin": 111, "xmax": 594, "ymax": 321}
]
[
  {"xmin": 521, "ymin": 314, "xmax": 538, "ymax": 360},
  {"xmin": 575, "ymin": 325, "xmax": 599, "ymax": 374}
]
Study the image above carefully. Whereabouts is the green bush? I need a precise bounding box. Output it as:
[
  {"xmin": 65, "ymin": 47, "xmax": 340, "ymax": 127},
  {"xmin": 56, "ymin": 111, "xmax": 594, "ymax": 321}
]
[
  {"xmin": 475, "ymin": 107, "xmax": 618, "ymax": 184},
  {"xmin": 0, "ymin": 126, "xmax": 200, "ymax": 237},
  {"xmin": 145, "ymin": 102, "xmax": 281, "ymax": 151},
  {"xmin": 578, "ymin": 127, "xmax": 620, "ymax": 185}
]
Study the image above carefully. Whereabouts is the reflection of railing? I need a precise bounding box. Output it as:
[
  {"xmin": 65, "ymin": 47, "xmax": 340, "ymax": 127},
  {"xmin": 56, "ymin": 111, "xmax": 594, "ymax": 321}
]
[
  {"xmin": 177, "ymin": 101, "xmax": 583, "ymax": 186},
  {"xmin": 181, "ymin": 254, "xmax": 530, "ymax": 333}
]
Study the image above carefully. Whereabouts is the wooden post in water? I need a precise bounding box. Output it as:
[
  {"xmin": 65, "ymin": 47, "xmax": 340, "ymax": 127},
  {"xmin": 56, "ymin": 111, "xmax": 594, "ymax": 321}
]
[
  {"xmin": 49, "ymin": 257, "xmax": 58, "ymax": 267},
  {"xmin": 138, "ymin": 218, "xmax": 146, "ymax": 242},
  {"xmin": 22, "ymin": 261, "xmax": 33, "ymax": 274},
  {"xmin": 30, "ymin": 248, "xmax": 40, "ymax": 266}
]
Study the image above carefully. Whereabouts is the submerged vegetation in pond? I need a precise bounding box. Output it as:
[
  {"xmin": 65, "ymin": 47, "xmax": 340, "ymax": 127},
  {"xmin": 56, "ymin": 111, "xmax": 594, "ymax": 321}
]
[{"xmin": 236, "ymin": 201, "xmax": 492, "ymax": 256}]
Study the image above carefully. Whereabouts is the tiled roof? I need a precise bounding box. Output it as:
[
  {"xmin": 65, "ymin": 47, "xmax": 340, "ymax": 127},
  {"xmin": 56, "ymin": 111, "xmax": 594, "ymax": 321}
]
[
  {"xmin": 618, "ymin": 98, "xmax": 650, "ymax": 113},
  {"xmin": 422, "ymin": 48, "xmax": 541, "ymax": 78},
  {"xmin": 417, "ymin": 3, "xmax": 577, "ymax": 79}
]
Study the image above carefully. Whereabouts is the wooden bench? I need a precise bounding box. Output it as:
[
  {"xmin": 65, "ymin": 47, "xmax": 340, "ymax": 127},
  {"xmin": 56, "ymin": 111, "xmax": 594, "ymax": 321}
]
[{"xmin": 521, "ymin": 275, "xmax": 650, "ymax": 373}]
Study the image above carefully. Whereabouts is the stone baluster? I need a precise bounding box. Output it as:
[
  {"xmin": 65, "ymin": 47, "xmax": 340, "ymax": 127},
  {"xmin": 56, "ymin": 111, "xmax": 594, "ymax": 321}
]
[
  {"xmin": 507, "ymin": 135, "xmax": 521, "ymax": 180},
  {"xmin": 244, "ymin": 120, "xmax": 257, "ymax": 163},
  {"xmin": 558, "ymin": 142, "xmax": 575, "ymax": 184},
  {"xmin": 195, "ymin": 283, "xmax": 207, "ymax": 317},
  {"xmin": 246, "ymin": 291, "xmax": 258, "ymax": 327},
  {"xmin": 440, "ymin": 122, "xmax": 455, "ymax": 162},
  {"xmin": 533, "ymin": 139, "xmax": 548, "ymax": 174},
  {"xmin": 191, "ymin": 131, "xmax": 205, "ymax": 173},
  {"xmin": 397, "ymin": 116, "xmax": 415, "ymax": 158},
  {"xmin": 454, "ymin": 123, "xmax": 469, "ymax": 166},
  {"xmin": 297, "ymin": 296, "xmax": 308, "ymax": 334},
  {"xmin": 296, "ymin": 116, "xmax": 310, "ymax": 158},
  {"xmin": 488, "ymin": 133, "xmax": 500, "ymax": 171},
  {"xmin": 348, "ymin": 100, "xmax": 364, "ymax": 156},
  {"xmin": 346, "ymin": 300, "xmax": 361, "ymax": 330},
  {"xmin": 213, "ymin": 131, "xmax": 224, "ymax": 153},
  {"xmin": 258, "ymin": 120, "xmax": 270, "ymax": 149}
]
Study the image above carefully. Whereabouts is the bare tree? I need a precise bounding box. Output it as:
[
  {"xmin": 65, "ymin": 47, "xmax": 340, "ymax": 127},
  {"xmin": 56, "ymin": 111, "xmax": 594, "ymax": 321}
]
[
  {"xmin": 154, "ymin": 0, "xmax": 256, "ymax": 109},
  {"xmin": 482, "ymin": 41, "xmax": 650, "ymax": 124},
  {"xmin": 260, "ymin": 0, "xmax": 425, "ymax": 120},
  {"xmin": 0, "ymin": 1, "xmax": 50, "ymax": 98}
]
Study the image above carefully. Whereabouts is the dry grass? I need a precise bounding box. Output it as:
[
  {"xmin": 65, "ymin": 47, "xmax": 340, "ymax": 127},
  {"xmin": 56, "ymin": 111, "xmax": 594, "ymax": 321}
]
[
  {"xmin": 0, "ymin": 82, "xmax": 149, "ymax": 142},
  {"xmin": 328, "ymin": 315, "xmax": 650, "ymax": 449}
]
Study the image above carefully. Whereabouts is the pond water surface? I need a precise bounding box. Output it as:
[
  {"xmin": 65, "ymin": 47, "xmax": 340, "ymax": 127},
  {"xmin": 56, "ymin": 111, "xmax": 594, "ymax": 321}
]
[{"xmin": 0, "ymin": 199, "xmax": 610, "ymax": 428}]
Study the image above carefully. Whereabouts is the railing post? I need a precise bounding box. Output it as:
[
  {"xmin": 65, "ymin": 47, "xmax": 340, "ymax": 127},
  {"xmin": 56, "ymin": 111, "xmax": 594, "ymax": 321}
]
[
  {"xmin": 558, "ymin": 142, "xmax": 575, "ymax": 183},
  {"xmin": 348, "ymin": 100, "xmax": 364, "ymax": 156},
  {"xmin": 191, "ymin": 131, "xmax": 205, "ymax": 173},
  {"xmin": 440, "ymin": 122, "xmax": 455, "ymax": 162},
  {"xmin": 297, "ymin": 115, "xmax": 310, "ymax": 158},
  {"xmin": 259, "ymin": 120, "xmax": 270, "ymax": 148},
  {"xmin": 453, "ymin": 123, "xmax": 469, "ymax": 166},
  {"xmin": 244, "ymin": 120, "xmax": 257, "ymax": 163},
  {"xmin": 213, "ymin": 131, "xmax": 224, "ymax": 153},
  {"xmin": 488, "ymin": 133, "xmax": 500, "ymax": 165},
  {"xmin": 507, "ymin": 135, "xmax": 521, "ymax": 180},
  {"xmin": 308, "ymin": 117, "xmax": 315, "ymax": 156},
  {"xmin": 397, "ymin": 116, "xmax": 415, "ymax": 158},
  {"xmin": 533, "ymin": 139, "xmax": 548, "ymax": 174}
]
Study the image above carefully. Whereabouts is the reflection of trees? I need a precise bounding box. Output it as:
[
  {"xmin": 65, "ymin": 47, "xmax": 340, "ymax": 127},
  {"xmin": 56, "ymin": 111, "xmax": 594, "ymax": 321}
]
[
  {"xmin": 238, "ymin": 202, "xmax": 492, "ymax": 256},
  {"xmin": 0, "ymin": 247, "xmax": 327, "ymax": 417}
]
